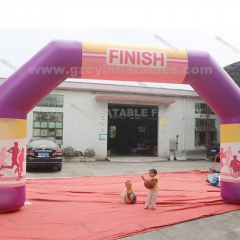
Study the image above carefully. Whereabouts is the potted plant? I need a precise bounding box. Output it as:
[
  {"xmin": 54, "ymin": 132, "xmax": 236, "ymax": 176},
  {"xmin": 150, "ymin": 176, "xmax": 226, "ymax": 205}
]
[
  {"xmin": 83, "ymin": 148, "xmax": 96, "ymax": 158},
  {"xmin": 62, "ymin": 146, "xmax": 76, "ymax": 160},
  {"xmin": 62, "ymin": 146, "xmax": 95, "ymax": 162}
]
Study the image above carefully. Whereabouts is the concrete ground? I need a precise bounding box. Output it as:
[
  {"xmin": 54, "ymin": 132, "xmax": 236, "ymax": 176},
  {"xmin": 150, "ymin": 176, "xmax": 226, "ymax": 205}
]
[{"xmin": 26, "ymin": 159, "xmax": 240, "ymax": 240}]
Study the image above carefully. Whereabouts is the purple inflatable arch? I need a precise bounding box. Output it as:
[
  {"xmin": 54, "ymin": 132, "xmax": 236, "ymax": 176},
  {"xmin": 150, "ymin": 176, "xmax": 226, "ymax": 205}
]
[{"xmin": 0, "ymin": 40, "xmax": 240, "ymax": 212}]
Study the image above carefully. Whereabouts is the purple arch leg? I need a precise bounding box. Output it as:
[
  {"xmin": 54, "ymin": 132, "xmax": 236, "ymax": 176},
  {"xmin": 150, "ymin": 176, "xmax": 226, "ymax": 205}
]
[
  {"xmin": 183, "ymin": 50, "xmax": 240, "ymax": 203},
  {"xmin": 0, "ymin": 40, "xmax": 82, "ymax": 212}
]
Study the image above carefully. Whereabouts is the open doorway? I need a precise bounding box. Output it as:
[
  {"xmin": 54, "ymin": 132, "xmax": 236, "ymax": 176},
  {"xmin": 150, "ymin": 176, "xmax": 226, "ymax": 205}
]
[{"xmin": 107, "ymin": 104, "xmax": 158, "ymax": 156}]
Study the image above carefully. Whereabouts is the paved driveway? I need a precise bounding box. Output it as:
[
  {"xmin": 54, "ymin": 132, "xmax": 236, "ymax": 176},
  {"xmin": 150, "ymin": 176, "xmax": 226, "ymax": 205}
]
[{"xmin": 27, "ymin": 159, "xmax": 217, "ymax": 178}]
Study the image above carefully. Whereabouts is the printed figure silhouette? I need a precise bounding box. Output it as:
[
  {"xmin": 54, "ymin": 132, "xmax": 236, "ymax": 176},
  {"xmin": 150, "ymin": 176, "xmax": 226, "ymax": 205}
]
[
  {"xmin": 225, "ymin": 146, "xmax": 232, "ymax": 170},
  {"xmin": 0, "ymin": 142, "xmax": 20, "ymax": 177},
  {"xmin": 220, "ymin": 147, "xmax": 226, "ymax": 168},
  {"xmin": 0, "ymin": 147, "xmax": 10, "ymax": 177},
  {"xmin": 230, "ymin": 155, "xmax": 240, "ymax": 178},
  {"xmin": 16, "ymin": 147, "xmax": 25, "ymax": 177}
]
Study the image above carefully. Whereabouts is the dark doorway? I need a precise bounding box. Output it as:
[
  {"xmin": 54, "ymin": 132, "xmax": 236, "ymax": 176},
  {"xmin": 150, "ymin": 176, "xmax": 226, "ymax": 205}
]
[{"xmin": 107, "ymin": 104, "xmax": 158, "ymax": 156}]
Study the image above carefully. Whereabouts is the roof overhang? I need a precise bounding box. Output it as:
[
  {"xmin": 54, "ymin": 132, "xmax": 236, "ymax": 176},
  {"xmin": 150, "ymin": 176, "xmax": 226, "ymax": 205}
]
[
  {"xmin": 95, "ymin": 95, "xmax": 175, "ymax": 104},
  {"xmin": 224, "ymin": 62, "xmax": 240, "ymax": 87}
]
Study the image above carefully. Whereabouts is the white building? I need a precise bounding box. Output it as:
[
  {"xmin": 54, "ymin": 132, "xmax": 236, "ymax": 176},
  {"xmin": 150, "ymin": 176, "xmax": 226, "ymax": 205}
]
[{"xmin": 0, "ymin": 78, "xmax": 220, "ymax": 159}]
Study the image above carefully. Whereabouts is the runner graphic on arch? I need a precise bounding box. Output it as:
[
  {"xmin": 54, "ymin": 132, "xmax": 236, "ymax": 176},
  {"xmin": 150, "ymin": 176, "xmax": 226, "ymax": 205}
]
[
  {"xmin": 0, "ymin": 147, "xmax": 10, "ymax": 177},
  {"xmin": 0, "ymin": 142, "xmax": 22, "ymax": 179},
  {"xmin": 229, "ymin": 155, "xmax": 240, "ymax": 178}
]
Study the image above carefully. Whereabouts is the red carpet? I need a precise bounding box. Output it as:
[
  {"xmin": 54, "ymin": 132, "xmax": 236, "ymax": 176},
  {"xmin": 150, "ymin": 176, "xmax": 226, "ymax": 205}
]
[{"xmin": 2, "ymin": 170, "xmax": 240, "ymax": 240}]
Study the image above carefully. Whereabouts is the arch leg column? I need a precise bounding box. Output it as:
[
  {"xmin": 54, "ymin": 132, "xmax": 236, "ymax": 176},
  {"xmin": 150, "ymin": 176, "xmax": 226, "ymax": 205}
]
[
  {"xmin": 0, "ymin": 118, "xmax": 26, "ymax": 212},
  {"xmin": 220, "ymin": 122, "xmax": 240, "ymax": 204}
]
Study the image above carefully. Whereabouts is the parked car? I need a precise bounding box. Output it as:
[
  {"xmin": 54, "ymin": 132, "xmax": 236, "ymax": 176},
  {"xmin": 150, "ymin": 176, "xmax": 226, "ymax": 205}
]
[
  {"xmin": 26, "ymin": 138, "xmax": 62, "ymax": 171},
  {"xmin": 28, "ymin": 137, "xmax": 59, "ymax": 144},
  {"xmin": 207, "ymin": 143, "xmax": 220, "ymax": 161}
]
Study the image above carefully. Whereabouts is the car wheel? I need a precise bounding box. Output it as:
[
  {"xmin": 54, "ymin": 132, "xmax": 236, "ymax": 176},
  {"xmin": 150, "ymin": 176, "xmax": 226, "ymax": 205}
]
[{"xmin": 57, "ymin": 166, "xmax": 62, "ymax": 171}]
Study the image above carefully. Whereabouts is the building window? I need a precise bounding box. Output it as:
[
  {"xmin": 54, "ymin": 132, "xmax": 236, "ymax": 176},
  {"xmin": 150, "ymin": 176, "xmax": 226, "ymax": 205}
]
[
  {"xmin": 37, "ymin": 94, "xmax": 63, "ymax": 107},
  {"xmin": 138, "ymin": 126, "xmax": 146, "ymax": 133},
  {"xmin": 195, "ymin": 103, "xmax": 215, "ymax": 115},
  {"xmin": 109, "ymin": 126, "xmax": 116, "ymax": 138},
  {"xmin": 33, "ymin": 112, "xmax": 63, "ymax": 145},
  {"xmin": 195, "ymin": 118, "xmax": 217, "ymax": 146}
]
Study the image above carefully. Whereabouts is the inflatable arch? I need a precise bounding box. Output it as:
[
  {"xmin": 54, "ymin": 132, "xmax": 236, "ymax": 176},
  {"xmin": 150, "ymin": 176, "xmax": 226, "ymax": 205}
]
[{"xmin": 0, "ymin": 40, "xmax": 240, "ymax": 212}]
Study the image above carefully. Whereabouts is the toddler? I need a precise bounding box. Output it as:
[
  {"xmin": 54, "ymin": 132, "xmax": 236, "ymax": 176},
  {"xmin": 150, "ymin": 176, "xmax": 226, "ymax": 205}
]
[
  {"xmin": 121, "ymin": 180, "xmax": 136, "ymax": 204},
  {"xmin": 141, "ymin": 168, "xmax": 158, "ymax": 210}
]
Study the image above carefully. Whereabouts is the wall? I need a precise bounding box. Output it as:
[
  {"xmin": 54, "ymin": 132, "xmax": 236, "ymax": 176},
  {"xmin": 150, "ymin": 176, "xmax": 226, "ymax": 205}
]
[
  {"xmin": 24, "ymin": 81, "xmax": 220, "ymax": 159},
  {"xmin": 27, "ymin": 89, "xmax": 108, "ymax": 159}
]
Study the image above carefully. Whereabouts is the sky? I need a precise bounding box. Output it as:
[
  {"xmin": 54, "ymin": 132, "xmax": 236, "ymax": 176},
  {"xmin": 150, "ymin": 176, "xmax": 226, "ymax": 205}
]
[{"xmin": 0, "ymin": 0, "xmax": 239, "ymax": 91}]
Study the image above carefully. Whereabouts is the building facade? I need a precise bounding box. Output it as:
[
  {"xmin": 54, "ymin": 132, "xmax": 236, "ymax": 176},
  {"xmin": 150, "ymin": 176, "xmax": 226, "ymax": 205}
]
[{"xmin": 0, "ymin": 78, "xmax": 220, "ymax": 159}]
